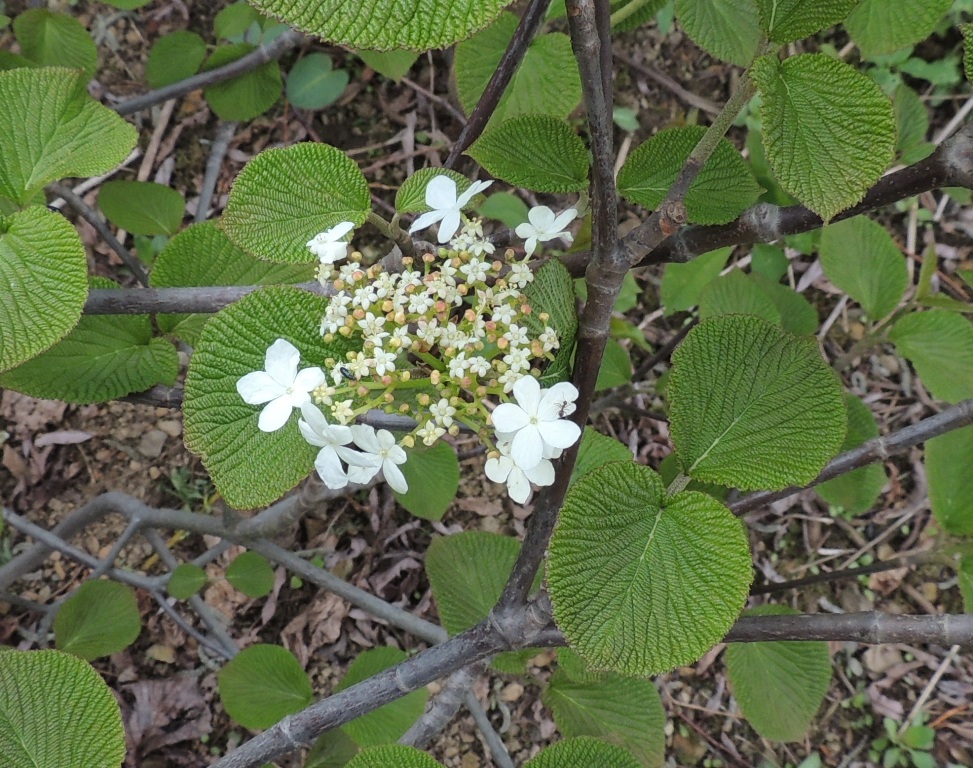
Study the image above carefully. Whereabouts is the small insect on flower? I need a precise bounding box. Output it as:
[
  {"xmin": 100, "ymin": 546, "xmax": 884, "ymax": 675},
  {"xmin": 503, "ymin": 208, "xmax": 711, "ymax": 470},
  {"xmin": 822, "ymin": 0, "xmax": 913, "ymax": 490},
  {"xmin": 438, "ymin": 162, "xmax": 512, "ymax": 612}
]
[{"xmin": 339, "ymin": 366, "xmax": 357, "ymax": 382}]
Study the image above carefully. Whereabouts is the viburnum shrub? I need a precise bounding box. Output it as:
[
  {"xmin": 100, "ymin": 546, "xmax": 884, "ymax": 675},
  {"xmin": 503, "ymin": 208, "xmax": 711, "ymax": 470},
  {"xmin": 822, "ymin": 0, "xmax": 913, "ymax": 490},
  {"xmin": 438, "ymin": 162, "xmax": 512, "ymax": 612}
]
[{"xmin": 2, "ymin": 1, "xmax": 973, "ymax": 767}]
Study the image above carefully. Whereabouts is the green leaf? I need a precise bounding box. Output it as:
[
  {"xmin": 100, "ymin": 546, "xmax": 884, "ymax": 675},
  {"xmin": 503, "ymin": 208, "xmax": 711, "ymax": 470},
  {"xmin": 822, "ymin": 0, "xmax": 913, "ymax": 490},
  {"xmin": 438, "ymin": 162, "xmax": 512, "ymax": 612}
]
[
  {"xmin": 0, "ymin": 277, "xmax": 179, "ymax": 403},
  {"xmin": 336, "ymin": 647, "xmax": 428, "ymax": 746},
  {"xmin": 222, "ymin": 143, "xmax": 370, "ymax": 263},
  {"xmin": 548, "ymin": 463, "xmax": 752, "ymax": 676},
  {"xmin": 612, "ymin": 0, "xmax": 668, "ymax": 32},
  {"xmin": 476, "ymin": 192, "xmax": 529, "ymax": 228},
  {"xmin": 888, "ymin": 310, "xmax": 973, "ymax": 403},
  {"xmin": 345, "ymin": 745, "xmax": 443, "ymax": 768},
  {"xmin": 98, "ymin": 180, "xmax": 185, "ymax": 236},
  {"xmin": 167, "ymin": 563, "xmax": 208, "ymax": 599},
  {"xmin": 524, "ymin": 258, "xmax": 577, "ymax": 385},
  {"xmin": 756, "ymin": 0, "xmax": 857, "ymax": 43},
  {"xmin": 183, "ymin": 286, "xmax": 359, "ymax": 509},
  {"xmin": 0, "ymin": 649, "xmax": 125, "ymax": 768},
  {"xmin": 146, "ymin": 30, "xmax": 207, "ymax": 88},
  {"xmin": 395, "ymin": 168, "xmax": 471, "ymax": 214},
  {"xmin": 963, "ymin": 24, "xmax": 973, "ymax": 85},
  {"xmin": 14, "ymin": 10, "xmax": 97, "ymax": 75},
  {"xmin": 54, "ymin": 580, "xmax": 141, "ymax": 660},
  {"xmin": 750, "ymin": 273, "xmax": 819, "ymax": 335},
  {"xmin": 595, "ymin": 339, "xmax": 632, "ymax": 390},
  {"xmin": 356, "ymin": 49, "xmax": 418, "ymax": 82},
  {"xmin": 750, "ymin": 53, "xmax": 895, "ymax": 223},
  {"xmin": 218, "ymin": 644, "xmax": 313, "ymax": 729},
  {"xmin": 658, "ymin": 452, "xmax": 728, "ymax": 501},
  {"xmin": 725, "ymin": 605, "xmax": 832, "ymax": 742},
  {"xmin": 287, "ymin": 53, "xmax": 350, "ymax": 110},
  {"xmin": 675, "ymin": 0, "xmax": 762, "ymax": 66},
  {"xmin": 0, "ymin": 67, "xmax": 137, "ymax": 205},
  {"xmin": 214, "ymin": 2, "xmax": 263, "ymax": 41},
  {"xmin": 900, "ymin": 725, "xmax": 935, "ymax": 750},
  {"xmin": 526, "ymin": 737, "xmax": 641, "ymax": 768},
  {"xmin": 467, "ymin": 116, "xmax": 589, "ymax": 193},
  {"xmin": 893, "ymin": 84, "xmax": 930, "ymax": 163},
  {"xmin": 249, "ymin": 0, "xmax": 510, "ymax": 51},
  {"xmin": 203, "ymin": 44, "xmax": 282, "ymax": 121},
  {"xmin": 957, "ymin": 554, "xmax": 973, "ymax": 613},
  {"xmin": 845, "ymin": 0, "xmax": 952, "ymax": 58},
  {"xmin": 226, "ymin": 551, "xmax": 276, "ymax": 597},
  {"xmin": 0, "ymin": 206, "xmax": 88, "ymax": 372},
  {"xmin": 751, "ymin": 244, "xmax": 789, "ymax": 281},
  {"xmin": 571, "ymin": 428, "xmax": 632, "ymax": 485},
  {"xmin": 543, "ymin": 668, "xmax": 666, "ymax": 767},
  {"xmin": 926, "ymin": 424, "xmax": 973, "ymax": 536},
  {"xmin": 660, "ymin": 247, "xmax": 731, "ymax": 315},
  {"xmin": 455, "ymin": 12, "xmax": 581, "ymax": 125},
  {"xmin": 149, "ymin": 221, "xmax": 316, "ymax": 345},
  {"xmin": 815, "ymin": 394, "xmax": 886, "ymax": 515},
  {"xmin": 101, "ymin": 0, "xmax": 154, "ymax": 8},
  {"xmin": 698, "ymin": 269, "xmax": 781, "ymax": 324},
  {"xmin": 393, "ymin": 441, "xmax": 459, "ymax": 521},
  {"xmin": 612, "ymin": 106, "xmax": 640, "ymax": 132},
  {"xmin": 306, "ymin": 729, "xmax": 359, "ymax": 768},
  {"xmin": 819, "ymin": 216, "xmax": 907, "ymax": 320},
  {"xmin": 617, "ymin": 127, "xmax": 762, "ymax": 225},
  {"xmin": 668, "ymin": 315, "xmax": 846, "ymax": 490}
]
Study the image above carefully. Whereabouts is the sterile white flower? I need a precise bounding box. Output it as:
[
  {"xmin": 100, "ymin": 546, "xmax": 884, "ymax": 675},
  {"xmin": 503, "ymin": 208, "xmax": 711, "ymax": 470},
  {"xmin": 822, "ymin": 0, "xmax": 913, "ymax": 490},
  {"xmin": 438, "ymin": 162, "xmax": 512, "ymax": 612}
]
[
  {"xmin": 346, "ymin": 425, "xmax": 409, "ymax": 493},
  {"xmin": 515, "ymin": 206, "xmax": 578, "ymax": 257},
  {"xmin": 485, "ymin": 445, "xmax": 556, "ymax": 504},
  {"xmin": 236, "ymin": 339, "xmax": 326, "ymax": 432},
  {"xmin": 307, "ymin": 221, "xmax": 355, "ymax": 264},
  {"xmin": 491, "ymin": 376, "xmax": 581, "ymax": 470},
  {"xmin": 409, "ymin": 175, "xmax": 493, "ymax": 243},
  {"xmin": 298, "ymin": 402, "xmax": 370, "ymax": 489}
]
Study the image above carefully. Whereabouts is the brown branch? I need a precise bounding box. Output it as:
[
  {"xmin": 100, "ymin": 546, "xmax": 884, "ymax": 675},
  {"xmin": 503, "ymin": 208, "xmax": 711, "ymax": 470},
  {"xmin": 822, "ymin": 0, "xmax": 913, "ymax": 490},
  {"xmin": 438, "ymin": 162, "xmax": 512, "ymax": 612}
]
[{"xmin": 751, "ymin": 550, "xmax": 937, "ymax": 596}]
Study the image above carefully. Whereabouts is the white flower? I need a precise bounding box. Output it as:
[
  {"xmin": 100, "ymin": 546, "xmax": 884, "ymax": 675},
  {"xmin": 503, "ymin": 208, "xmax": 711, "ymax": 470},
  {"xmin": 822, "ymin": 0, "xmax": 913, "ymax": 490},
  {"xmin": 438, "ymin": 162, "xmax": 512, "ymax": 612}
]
[
  {"xmin": 417, "ymin": 421, "xmax": 446, "ymax": 446},
  {"xmin": 430, "ymin": 398, "xmax": 456, "ymax": 427},
  {"xmin": 515, "ymin": 206, "xmax": 578, "ymax": 257},
  {"xmin": 491, "ymin": 376, "xmax": 581, "ymax": 470},
  {"xmin": 373, "ymin": 348, "xmax": 398, "ymax": 376},
  {"xmin": 346, "ymin": 425, "xmax": 409, "ymax": 493},
  {"xmin": 236, "ymin": 339, "xmax": 326, "ymax": 432},
  {"xmin": 307, "ymin": 221, "xmax": 355, "ymax": 264},
  {"xmin": 409, "ymin": 175, "xmax": 493, "ymax": 243},
  {"xmin": 298, "ymin": 402, "xmax": 371, "ymax": 489},
  {"xmin": 485, "ymin": 446, "xmax": 556, "ymax": 504}
]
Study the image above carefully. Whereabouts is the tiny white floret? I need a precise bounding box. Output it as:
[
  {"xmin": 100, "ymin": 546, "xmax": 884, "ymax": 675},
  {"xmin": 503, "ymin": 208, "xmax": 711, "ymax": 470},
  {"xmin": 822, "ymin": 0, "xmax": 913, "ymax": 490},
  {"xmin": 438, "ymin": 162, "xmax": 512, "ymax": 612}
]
[{"xmin": 236, "ymin": 339, "xmax": 326, "ymax": 432}]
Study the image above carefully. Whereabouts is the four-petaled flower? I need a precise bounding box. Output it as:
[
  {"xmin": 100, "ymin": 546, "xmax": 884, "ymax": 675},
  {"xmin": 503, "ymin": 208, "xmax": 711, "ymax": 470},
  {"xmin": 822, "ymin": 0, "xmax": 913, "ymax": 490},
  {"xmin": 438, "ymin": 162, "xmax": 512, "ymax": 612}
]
[
  {"xmin": 346, "ymin": 425, "xmax": 409, "ymax": 493},
  {"xmin": 491, "ymin": 376, "xmax": 581, "ymax": 470},
  {"xmin": 237, "ymin": 339, "xmax": 326, "ymax": 432},
  {"xmin": 485, "ymin": 443, "xmax": 556, "ymax": 504},
  {"xmin": 515, "ymin": 206, "xmax": 578, "ymax": 257},
  {"xmin": 298, "ymin": 402, "xmax": 370, "ymax": 489},
  {"xmin": 307, "ymin": 221, "xmax": 355, "ymax": 264},
  {"xmin": 409, "ymin": 175, "xmax": 493, "ymax": 243}
]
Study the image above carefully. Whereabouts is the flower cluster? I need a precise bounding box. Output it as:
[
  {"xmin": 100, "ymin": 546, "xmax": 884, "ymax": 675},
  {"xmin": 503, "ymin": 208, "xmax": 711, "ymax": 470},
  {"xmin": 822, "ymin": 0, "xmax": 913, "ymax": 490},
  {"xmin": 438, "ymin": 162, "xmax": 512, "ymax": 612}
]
[{"xmin": 237, "ymin": 173, "xmax": 581, "ymax": 503}]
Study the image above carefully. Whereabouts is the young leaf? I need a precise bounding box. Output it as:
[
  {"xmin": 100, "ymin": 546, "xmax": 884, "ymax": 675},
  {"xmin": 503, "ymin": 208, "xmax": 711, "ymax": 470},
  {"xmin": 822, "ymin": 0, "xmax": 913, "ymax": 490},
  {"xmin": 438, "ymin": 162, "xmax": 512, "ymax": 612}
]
[
  {"xmin": 336, "ymin": 647, "xmax": 429, "ymax": 746},
  {"xmin": 595, "ymin": 339, "xmax": 633, "ymax": 390},
  {"xmin": 467, "ymin": 115, "xmax": 589, "ymax": 193},
  {"xmin": 815, "ymin": 394, "xmax": 886, "ymax": 515},
  {"xmin": 926, "ymin": 425, "xmax": 973, "ymax": 536},
  {"xmin": 819, "ymin": 216, "xmax": 907, "ymax": 321},
  {"xmin": 222, "ymin": 143, "xmax": 370, "ymax": 263},
  {"xmin": 888, "ymin": 311, "xmax": 973, "ymax": 403},
  {"xmin": 660, "ymin": 247, "xmax": 732, "ymax": 314},
  {"xmin": 217, "ymin": 644, "xmax": 313, "ymax": 729},
  {"xmin": 287, "ymin": 53, "xmax": 350, "ymax": 110},
  {"xmin": 393, "ymin": 441, "xmax": 460, "ymax": 521},
  {"xmin": 543, "ymin": 668, "xmax": 666, "ymax": 767},
  {"xmin": 668, "ymin": 315, "xmax": 846, "ymax": 490},
  {"xmin": 0, "ymin": 68, "xmax": 137, "ymax": 205},
  {"xmin": 0, "ymin": 206, "xmax": 88, "ymax": 373},
  {"xmin": 0, "ymin": 650, "xmax": 125, "ymax": 768},
  {"xmin": 98, "ymin": 180, "xmax": 185, "ymax": 236},
  {"xmin": 674, "ymin": 0, "xmax": 761, "ymax": 66},
  {"xmin": 167, "ymin": 563, "xmax": 208, "ymax": 599},
  {"xmin": 725, "ymin": 605, "xmax": 832, "ymax": 742},
  {"xmin": 306, "ymin": 729, "xmax": 359, "ymax": 768},
  {"xmin": 750, "ymin": 53, "xmax": 895, "ymax": 223},
  {"xmin": 345, "ymin": 745, "xmax": 443, "ymax": 768},
  {"xmin": 524, "ymin": 259, "xmax": 578, "ymax": 385},
  {"xmin": 203, "ymin": 44, "xmax": 282, "ymax": 121},
  {"xmin": 893, "ymin": 84, "xmax": 931, "ymax": 163},
  {"xmin": 146, "ymin": 31, "xmax": 207, "ymax": 88},
  {"xmin": 524, "ymin": 736, "xmax": 640, "ymax": 768},
  {"xmin": 698, "ymin": 269, "xmax": 782, "ymax": 325},
  {"xmin": 756, "ymin": 0, "xmax": 857, "ymax": 44},
  {"xmin": 617, "ymin": 127, "xmax": 762, "ymax": 225},
  {"xmin": 13, "ymin": 10, "xmax": 97, "ymax": 75},
  {"xmin": 751, "ymin": 244, "xmax": 789, "ymax": 281},
  {"xmin": 226, "ymin": 551, "xmax": 276, "ymax": 597},
  {"xmin": 548, "ymin": 463, "xmax": 752, "ymax": 676},
  {"xmin": 395, "ymin": 168, "xmax": 471, "ymax": 214},
  {"xmin": 356, "ymin": 49, "xmax": 418, "ymax": 82},
  {"xmin": 54, "ymin": 580, "xmax": 141, "ymax": 660},
  {"xmin": 845, "ymin": 0, "xmax": 952, "ymax": 59}
]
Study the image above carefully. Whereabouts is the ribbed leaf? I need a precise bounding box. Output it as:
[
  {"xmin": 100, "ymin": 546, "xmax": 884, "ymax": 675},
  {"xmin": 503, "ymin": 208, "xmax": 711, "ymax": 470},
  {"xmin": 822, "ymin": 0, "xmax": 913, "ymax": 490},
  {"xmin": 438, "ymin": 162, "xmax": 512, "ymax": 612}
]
[
  {"xmin": 0, "ymin": 67, "xmax": 136, "ymax": 205},
  {"xmin": 618, "ymin": 127, "xmax": 762, "ymax": 225},
  {"xmin": 750, "ymin": 53, "xmax": 895, "ymax": 223},
  {"xmin": 889, "ymin": 310, "xmax": 973, "ymax": 403},
  {"xmin": 249, "ymin": 0, "xmax": 511, "ymax": 51},
  {"xmin": 393, "ymin": 441, "xmax": 459, "ymax": 521},
  {"xmin": 167, "ymin": 563, "xmax": 208, "ymax": 599},
  {"xmin": 548, "ymin": 463, "xmax": 752, "ymax": 676},
  {"xmin": 571, "ymin": 428, "xmax": 632, "ymax": 484},
  {"xmin": 54, "ymin": 581, "xmax": 141, "ymax": 661},
  {"xmin": 816, "ymin": 394, "xmax": 886, "ymax": 515},
  {"xmin": 455, "ymin": 12, "xmax": 581, "ymax": 125},
  {"xmin": 226, "ymin": 551, "xmax": 275, "ymax": 597},
  {"xmin": 183, "ymin": 286, "xmax": 359, "ymax": 509},
  {"xmin": 0, "ymin": 650, "xmax": 125, "ymax": 768},
  {"xmin": 146, "ymin": 30, "xmax": 207, "ymax": 88},
  {"xmin": 222, "ymin": 143, "xmax": 370, "ymax": 263},
  {"xmin": 699, "ymin": 269, "xmax": 781, "ymax": 324},
  {"xmin": 14, "ymin": 10, "xmax": 97, "ymax": 75},
  {"xmin": 668, "ymin": 315, "xmax": 846, "ymax": 490},
  {"xmin": 725, "ymin": 605, "xmax": 832, "ymax": 742},
  {"xmin": 97, "ymin": 180, "xmax": 185, "ymax": 236},
  {"xmin": 543, "ymin": 668, "xmax": 666, "ymax": 767},
  {"xmin": 756, "ymin": 0, "xmax": 857, "ymax": 43},
  {"xmin": 893, "ymin": 84, "xmax": 930, "ymax": 163},
  {"xmin": 525, "ymin": 736, "xmax": 641, "ymax": 768},
  {"xmin": 218, "ymin": 644, "xmax": 312, "ymax": 729},
  {"xmin": 658, "ymin": 452, "xmax": 728, "ymax": 501},
  {"xmin": 660, "ymin": 247, "xmax": 731, "ymax": 315},
  {"xmin": 336, "ymin": 647, "xmax": 428, "ymax": 746},
  {"xmin": 819, "ymin": 216, "xmax": 907, "ymax": 320},
  {"xmin": 395, "ymin": 168, "xmax": 471, "ymax": 214},
  {"xmin": 612, "ymin": 0, "xmax": 668, "ymax": 32},
  {"xmin": 150, "ymin": 221, "xmax": 315, "ymax": 344},
  {"xmin": 845, "ymin": 0, "xmax": 952, "ymax": 58},
  {"xmin": 964, "ymin": 24, "xmax": 973, "ymax": 85},
  {"xmin": 345, "ymin": 745, "xmax": 443, "ymax": 768},
  {"xmin": 926, "ymin": 425, "xmax": 973, "ymax": 536},
  {"xmin": 0, "ymin": 277, "xmax": 179, "ymax": 403},
  {"xmin": 203, "ymin": 44, "xmax": 282, "ymax": 121},
  {"xmin": 0, "ymin": 206, "xmax": 87, "ymax": 372},
  {"xmin": 467, "ymin": 116, "xmax": 589, "ymax": 193},
  {"xmin": 524, "ymin": 258, "xmax": 577, "ymax": 385},
  {"xmin": 674, "ymin": 0, "xmax": 762, "ymax": 66}
]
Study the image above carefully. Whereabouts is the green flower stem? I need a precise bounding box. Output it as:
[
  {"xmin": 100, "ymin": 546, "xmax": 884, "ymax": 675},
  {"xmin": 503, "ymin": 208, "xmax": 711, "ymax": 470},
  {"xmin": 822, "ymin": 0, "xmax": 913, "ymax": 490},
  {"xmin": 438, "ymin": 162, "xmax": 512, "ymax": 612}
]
[
  {"xmin": 609, "ymin": 0, "xmax": 656, "ymax": 28},
  {"xmin": 367, "ymin": 210, "xmax": 415, "ymax": 256},
  {"xmin": 412, "ymin": 350, "xmax": 447, "ymax": 372}
]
